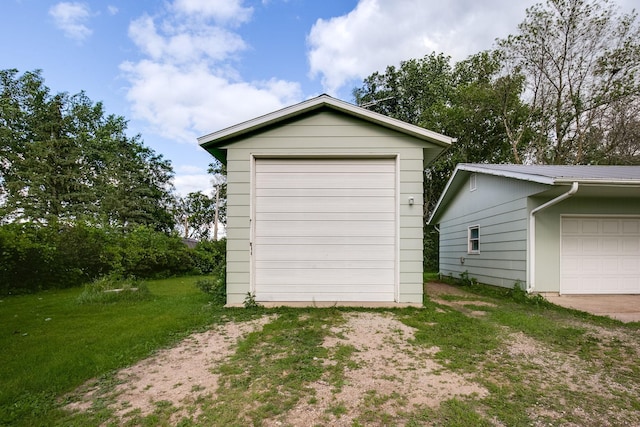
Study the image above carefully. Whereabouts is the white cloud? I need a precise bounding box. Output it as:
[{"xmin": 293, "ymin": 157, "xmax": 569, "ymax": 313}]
[
  {"xmin": 49, "ymin": 2, "xmax": 92, "ymax": 41},
  {"xmin": 173, "ymin": 172, "xmax": 215, "ymax": 197},
  {"xmin": 107, "ymin": 5, "xmax": 118, "ymax": 15},
  {"xmin": 122, "ymin": 0, "xmax": 302, "ymax": 146},
  {"xmin": 128, "ymin": 15, "xmax": 247, "ymax": 64},
  {"xmin": 307, "ymin": 0, "xmax": 536, "ymax": 95},
  {"xmin": 172, "ymin": 0, "xmax": 253, "ymax": 26},
  {"xmin": 121, "ymin": 60, "xmax": 301, "ymax": 144}
]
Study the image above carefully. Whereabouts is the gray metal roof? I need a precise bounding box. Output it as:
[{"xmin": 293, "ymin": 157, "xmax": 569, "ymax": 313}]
[
  {"xmin": 457, "ymin": 164, "xmax": 640, "ymax": 184},
  {"xmin": 428, "ymin": 163, "xmax": 640, "ymax": 224}
]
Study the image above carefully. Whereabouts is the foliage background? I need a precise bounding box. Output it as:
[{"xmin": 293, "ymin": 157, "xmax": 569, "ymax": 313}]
[{"xmin": 0, "ymin": 222, "xmax": 226, "ymax": 295}]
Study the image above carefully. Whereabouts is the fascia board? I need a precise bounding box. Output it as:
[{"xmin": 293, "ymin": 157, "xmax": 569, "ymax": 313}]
[
  {"xmin": 554, "ymin": 178, "xmax": 640, "ymax": 185},
  {"xmin": 427, "ymin": 166, "xmax": 466, "ymax": 225},
  {"xmin": 457, "ymin": 164, "xmax": 556, "ymax": 185},
  {"xmin": 198, "ymin": 95, "xmax": 454, "ymax": 148},
  {"xmin": 198, "ymin": 99, "xmax": 323, "ymax": 147}
]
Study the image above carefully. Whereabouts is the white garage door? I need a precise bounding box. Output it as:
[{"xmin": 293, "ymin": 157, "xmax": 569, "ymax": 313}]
[
  {"xmin": 253, "ymin": 158, "xmax": 396, "ymax": 302},
  {"xmin": 561, "ymin": 217, "xmax": 640, "ymax": 294}
]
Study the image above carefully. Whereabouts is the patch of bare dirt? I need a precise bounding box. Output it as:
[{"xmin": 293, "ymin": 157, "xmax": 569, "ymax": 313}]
[
  {"xmin": 65, "ymin": 315, "xmax": 274, "ymax": 423},
  {"xmin": 66, "ymin": 309, "xmax": 487, "ymax": 426},
  {"xmin": 269, "ymin": 312, "xmax": 487, "ymax": 426},
  {"xmin": 426, "ymin": 282, "xmax": 473, "ymax": 297}
]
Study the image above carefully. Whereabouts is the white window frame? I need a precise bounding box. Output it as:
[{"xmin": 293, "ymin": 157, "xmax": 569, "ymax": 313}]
[
  {"xmin": 468, "ymin": 225, "xmax": 480, "ymax": 254},
  {"xmin": 469, "ymin": 173, "xmax": 477, "ymax": 191}
]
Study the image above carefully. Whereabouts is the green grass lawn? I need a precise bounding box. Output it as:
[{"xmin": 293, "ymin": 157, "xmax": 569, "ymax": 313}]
[
  {"xmin": 0, "ymin": 276, "xmax": 223, "ymax": 426},
  {"xmin": 2, "ymin": 276, "xmax": 640, "ymax": 426}
]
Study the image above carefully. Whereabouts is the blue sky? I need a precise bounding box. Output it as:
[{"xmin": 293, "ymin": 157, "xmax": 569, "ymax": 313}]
[{"xmin": 2, "ymin": 0, "xmax": 635, "ymax": 196}]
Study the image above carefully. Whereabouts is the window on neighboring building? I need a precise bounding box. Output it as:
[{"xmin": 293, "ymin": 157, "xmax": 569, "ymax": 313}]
[
  {"xmin": 468, "ymin": 225, "xmax": 480, "ymax": 254},
  {"xmin": 469, "ymin": 173, "xmax": 477, "ymax": 191}
]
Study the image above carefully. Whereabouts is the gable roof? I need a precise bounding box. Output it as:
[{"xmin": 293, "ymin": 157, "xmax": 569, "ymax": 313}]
[
  {"xmin": 198, "ymin": 94, "xmax": 454, "ymax": 162},
  {"xmin": 429, "ymin": 163, "xmax": 640, "ymax": 224}
]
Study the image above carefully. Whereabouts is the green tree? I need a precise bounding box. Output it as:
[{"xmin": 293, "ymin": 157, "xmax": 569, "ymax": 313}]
[
  {"xmin": 354, "ymin": 53, "xmax": 453, "ymax": 133},
  {"xmin": 354, "ymin": 52, "xmax": 529, "ymax": 212},
  {"xmin": 207, "ymin": 159, "xmax": 227, "ymax": 240},
  {"xmin": 498, "ymin": 0, "xmax": 640, "ymax": 164},
  {"xmin": 174, "ymin": 160, "xmax": 227, "ymax": 241},
  {"xmin": 0, "ymin": 69, "xmax": 175, "ymax": 228},
  {"xmin": 353, "ymin": 52, "xmax": 530, "ymax": 269},
  {"xmin": 176, "ymin": 191, "xmax": 216, "ymax": 240},
  {"xmin": 99, "ymin": 132, "xmax": 175, "ymax": 231}
]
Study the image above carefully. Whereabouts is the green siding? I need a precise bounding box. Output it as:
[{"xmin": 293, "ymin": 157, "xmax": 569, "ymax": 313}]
[
  {"xmin": 436, "ymin": 172, "xmax": 640, "ymax": 293},
  {"xmin": 437, "ymin": 173, "xmax": 547, "ymax": 288},
  {"xmin": 534, "ymin": 196, "xmax": 640, "ymax": 292},
  {"xmin": 222, "ymin": 110, "xmax": 439, "ymax": 304}
]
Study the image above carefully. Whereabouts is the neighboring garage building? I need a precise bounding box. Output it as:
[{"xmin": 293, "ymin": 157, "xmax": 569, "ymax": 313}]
[
  {"xmin": 199, "ymin": 95, "xmax": 453, "ymax": 305},
  {"xmin": 428, "ymin": 164, "xmax": 640, "ymax": 295}
]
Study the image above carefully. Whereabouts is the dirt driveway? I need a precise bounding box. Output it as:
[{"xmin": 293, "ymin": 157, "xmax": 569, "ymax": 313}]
[
  {"xmin": 64, "ymin": 283, "xmax": 640, "ymax": 426},
  {"xmin": 66, "ymin": 310, "xmax": 486, "ymax": 425}
]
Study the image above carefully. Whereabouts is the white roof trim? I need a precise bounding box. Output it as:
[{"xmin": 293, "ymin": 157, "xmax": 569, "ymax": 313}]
[
  {"xmin": 427, "ymin": 166, "xmax": 471, "ymax": 225},
  {"xmin": 455, "ymin": 164, "xmax": 556, "ymax": 185},
  {"xmin": 458, "ymin": 164, "xmax": 640, "ymax": 184},
  {"xmin": 198, "ymin": 94, "xmax": 455, "ymax": 147},
  {"xmin": 554, "ymin": 178, "xmax": 640, "ymax": 185},
  {"xmin": 428, "ymin": 164, "xmax": 640, "ymax": 225}
]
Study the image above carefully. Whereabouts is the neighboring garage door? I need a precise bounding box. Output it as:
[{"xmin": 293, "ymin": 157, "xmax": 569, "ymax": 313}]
[
  {"xmin": 561, "ymin": 217, "xmax": 640, "ymax": 294},
  {"xmin": 253, "ymin": 158, "xmax": 396, "ymax": 302}
]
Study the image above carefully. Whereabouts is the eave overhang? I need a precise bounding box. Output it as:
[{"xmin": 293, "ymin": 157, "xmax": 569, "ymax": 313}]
[{"xmin": 198, "ymin": 94, "xmax": 455, "ymax": 163}]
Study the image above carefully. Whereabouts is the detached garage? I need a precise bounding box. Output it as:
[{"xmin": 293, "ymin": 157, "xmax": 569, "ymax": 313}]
[
  {"xmin": 428, "ymin": 164, "xmax": 640, "ymax": 295},
  {"xmin": 198, "ymin": 95, "xmax": 453, "ymax": 305}
]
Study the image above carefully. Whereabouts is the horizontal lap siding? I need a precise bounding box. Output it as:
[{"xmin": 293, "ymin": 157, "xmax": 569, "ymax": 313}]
[
  {"xmin": 437, "ymin": 174, "xmax": 546, "ymax": 288},
  {"xmin": 223, "ymin": 111, "xmax": 432, "ymax": 304},
  {"xmin": 225, "ymin": 166, "xmax": 250, "ymax": 304}
]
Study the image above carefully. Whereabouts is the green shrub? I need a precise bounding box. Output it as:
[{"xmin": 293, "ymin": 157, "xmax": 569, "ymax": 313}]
[
  {"xmin": 458, "ymin": 270, "xmax": 477, "ymax": 286},
  {"xmin": 0, "ymin": 221, "xmax": 219, "ymax": 295},
  {"xmin": 0, "ymin": 222, "xmax": 122, "ymax": 294},
  {"xmin": 509, "ymin": 281, "xmax": 529, "ymax": 303},
  {"xmin": 508, "ymin": 281, "xmax": 552, "ymax": 307},
  {"xmin": 195, "ymin": 277, "xmax": 226, "ymax": 306},
  {"xmin": 53, "ymin": 222, "xmax": 119, "ymax": 287},
  {"xmin": 77, "ymin": 274, "xmax": 151, "ymax": 304},
  {"xmin": 191, "ymin": 239, "xmax": 226, "ymax": 274},
  {"xmin": 0, "ymin": 224, "xmax": 57, "ymax": 294},
  {"xmin": 195, "ymin": 256, "xmax": 226, "ymax": 305},
  {"xmin": 118, "ymin": 226, "xmax": 195, "ymax": 279},
  {"xmin": 243, "ymin": 291, "xmax": 261, "ymax": 309}
]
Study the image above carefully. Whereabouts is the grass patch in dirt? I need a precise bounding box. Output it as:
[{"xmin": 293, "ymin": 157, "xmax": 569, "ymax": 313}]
[
  {"xmin": 401, "ymin": 302, "xmax": 502, "ymax": 372},
  {"xmin": 417, "ymin": 281, "xmax": 640, "ymax": 426},
  {"xmin": 199, "ymin": 308, "xmax": 342, "ymax": 425}
]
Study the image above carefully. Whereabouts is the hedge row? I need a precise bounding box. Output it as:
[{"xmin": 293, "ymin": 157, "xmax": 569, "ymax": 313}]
[{"xmin": 0, "ymin": 223, "xmax": 226, "ymax": 294}]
